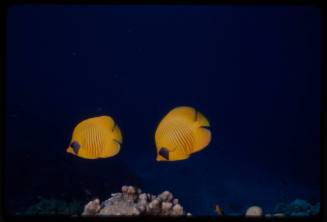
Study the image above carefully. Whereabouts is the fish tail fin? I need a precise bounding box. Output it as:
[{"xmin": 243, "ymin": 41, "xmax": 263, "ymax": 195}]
[
  {"xmin": 193, "ymin": 127, "xmax": 211, "ymax": 153},
  {"xmin": 101, "ymin": 141, "xmax": 121, "ymax": 158},
  {"xmin": 112, "ymin": 125, "xmax": 122, "ymax": 143},
  {"xmin": 196, "ymin": 111, "xmax": 210, "ymax": 127},
  {"xmin": 100, "ymin": 124, "xmax": 122, "ymax": 158}
]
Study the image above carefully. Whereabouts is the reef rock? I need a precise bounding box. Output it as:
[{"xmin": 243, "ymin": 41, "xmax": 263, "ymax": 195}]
[
  {"xmin": 274, "ymin": 199, "xmax": 320, "ymax": 216},
  {"xmin": 82, "ymin": 185, "xmax": 191, "ymax": 216},
  {"xmin": 245, "ymin": 205, "xmax": 263, "ymax": 217}
]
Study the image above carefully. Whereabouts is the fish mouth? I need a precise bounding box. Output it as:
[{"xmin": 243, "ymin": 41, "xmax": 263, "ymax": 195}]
[
  {"xmin": 66, "ymin": 147, "xmax": 75, "ymax": 155},
  {"xmin": 156, "ymin": 155, "xmax": 166, "ymax": 161}
]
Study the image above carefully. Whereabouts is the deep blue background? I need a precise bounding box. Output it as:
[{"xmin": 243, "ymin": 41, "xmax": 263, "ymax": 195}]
[{"xmin": 6, "ymin": 5, "xmax": 320, "ymax": 215}]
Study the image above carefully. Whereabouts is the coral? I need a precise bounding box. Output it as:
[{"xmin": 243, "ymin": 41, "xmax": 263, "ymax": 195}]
[
  {"xmin": 265, "ymin": 213, "xmax": 285, "ymax": 217},
  {"xmin": 21, "ymin": 197, "xmax": 83, "ymax": 215},
  {"xmin": 312, "ymin": 202, "xmax": 320, "ymax": 215},
  {"xmin": 274, "ymin": 199, "xmax": 320, "ymax": 216},
  {"xmin": 243, "ymin": 199, "xmax": 320, "ymax": 217},
  {"xmin": 245, "ymin": 205, "xmax": 263, "ymax": 217},
  {"xmin": 82, "ymin": 185, "xmax": 192, "ymax": 216},
  {"xmin": 82, "ymin": 199, "xmax": 101, "ymax": 215}
]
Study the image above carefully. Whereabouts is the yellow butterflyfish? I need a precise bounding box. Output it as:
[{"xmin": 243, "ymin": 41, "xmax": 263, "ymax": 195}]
[
  {"xmin": 155, "ymin": 106, "xmax": 211, "ymax": 161},
  {"xmin": 66, "ymin": 115, "xmax": 122, "ymax": 159}
]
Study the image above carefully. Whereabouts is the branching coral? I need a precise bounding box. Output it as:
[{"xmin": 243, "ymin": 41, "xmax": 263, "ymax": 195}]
[{"xmin": 82, "ymin": 185, "xmax": 192, "ymax": 216}]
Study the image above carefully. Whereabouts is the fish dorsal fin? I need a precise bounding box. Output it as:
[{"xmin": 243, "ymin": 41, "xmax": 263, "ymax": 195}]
[
  {"xmin": 94, "ymin": 116, "xmax": 115, "ymax": 129},
  {"xmin": 167, "ymin": 107, "xmax": 210, "ymax": 127},
  {"xmin": 79, "ymin": 116, "xmax": 114, "ymax": 131},
  {"xmin": 166, "ymin": 106, "xmax": 196, "ymax": 122},
  {"xmin": 192, "ymin": 127, "xmax": 211, "ymax": 153}
]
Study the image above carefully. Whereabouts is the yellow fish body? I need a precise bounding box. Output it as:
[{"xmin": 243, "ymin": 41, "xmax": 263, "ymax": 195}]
[
  {"xmin": 155, "ymin": 106, "xmax": 211, "ymax": 161},
  {"xmin": 66, "ymin": 115, "xmax": 122, "ymax": 159}
]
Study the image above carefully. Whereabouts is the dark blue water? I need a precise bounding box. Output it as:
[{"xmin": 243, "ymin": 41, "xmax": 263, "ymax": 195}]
[{"xmin": 5, "ymin": 5, "xmax": 320, "ymax": 216}]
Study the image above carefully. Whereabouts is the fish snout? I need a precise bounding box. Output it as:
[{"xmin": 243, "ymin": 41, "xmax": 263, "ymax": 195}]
[
  {"xmin": 156, "ymin": 155, "xmax": 166, "ymax": 161},
  {"xmin": 66, "ymin": 147, "xmax": 75, "ymax": 155}
]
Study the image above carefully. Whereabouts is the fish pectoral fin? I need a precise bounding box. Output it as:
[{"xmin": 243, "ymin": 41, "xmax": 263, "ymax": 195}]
[
  {"xmin": 193, "ymin": 127, "xmax": 211, "ymax": 153},
  {"xmin": 100, "ymin": 140, "xmax": 121, "ymax": 158}
]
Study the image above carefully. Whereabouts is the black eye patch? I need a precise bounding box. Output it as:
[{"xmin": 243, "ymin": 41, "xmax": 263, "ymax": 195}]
[
  {"xmin": 70, "ymin": 141, "xmax": 80, "ymax": 154},
  {"xmin": 158, "ymin": 147, "xmax": 169, "ymax": 160}
]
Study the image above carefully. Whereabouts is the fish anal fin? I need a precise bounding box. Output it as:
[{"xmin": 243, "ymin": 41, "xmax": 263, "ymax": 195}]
[
  {"xmin": 193, "ymin": 127, "xmax": 211, "ymax": 153},
  {"xmin": 167, "ymin": 147, "xmax": 190, "ymax": 161},
  {"xmin": 77, "ymin": 148, "xmax": 98, "ymax": 159}
]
